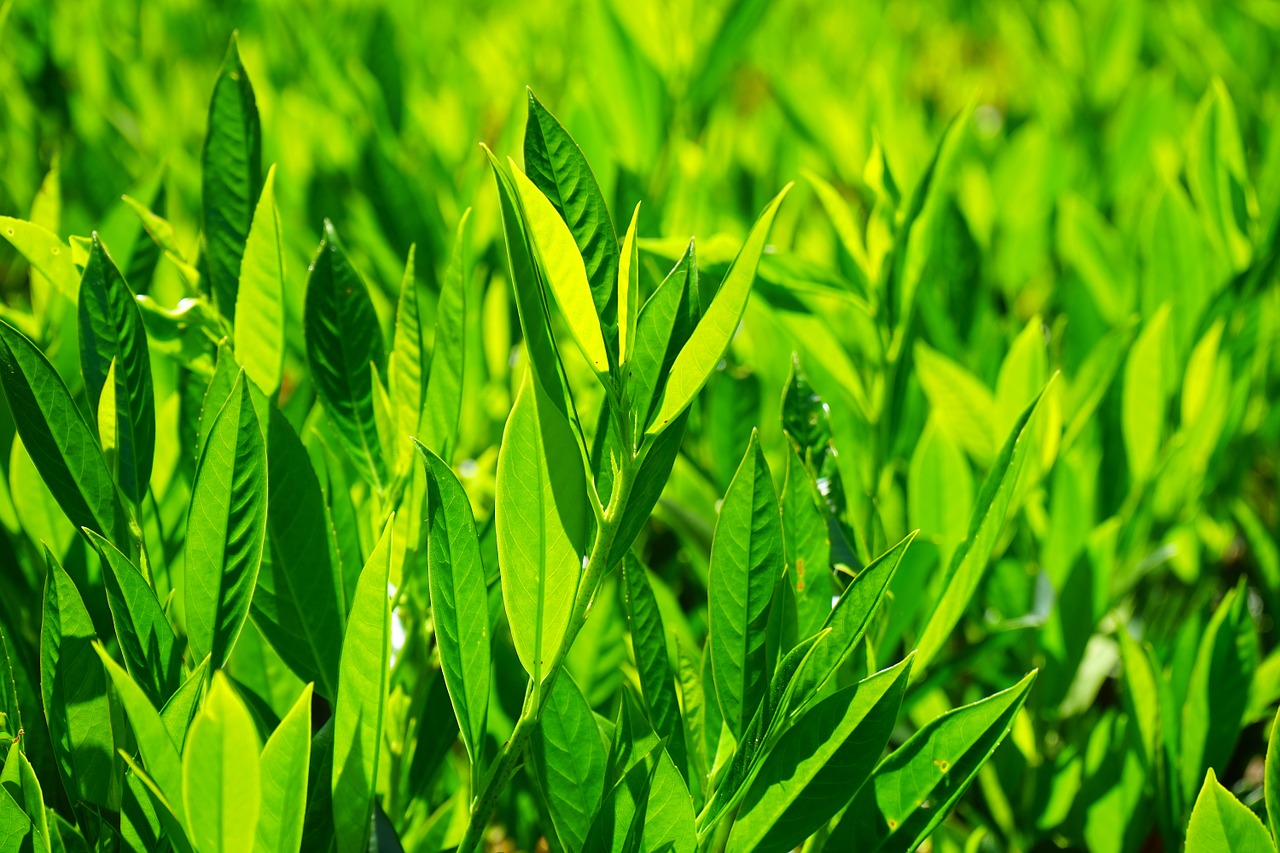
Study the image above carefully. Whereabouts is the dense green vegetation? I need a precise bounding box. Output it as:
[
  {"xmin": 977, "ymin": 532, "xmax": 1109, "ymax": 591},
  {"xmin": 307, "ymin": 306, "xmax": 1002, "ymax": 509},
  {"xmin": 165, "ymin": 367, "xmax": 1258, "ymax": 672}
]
[{"xmin": 1, "ymin": 1, "xmax": 1280, "ymax": 851}]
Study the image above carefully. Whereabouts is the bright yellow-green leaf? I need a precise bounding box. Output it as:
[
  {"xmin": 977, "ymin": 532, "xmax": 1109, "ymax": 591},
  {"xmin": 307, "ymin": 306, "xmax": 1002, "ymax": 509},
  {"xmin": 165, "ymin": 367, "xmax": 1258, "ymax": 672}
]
[
  {"xmin": 183, "ymin": 672, "xmax": 261, "ymax": 853},
  {"xmin": 618, "ymin": 202, "xmax": 641, "ymax": 366},
  {"xmin": 234, "ymin": 164, "xmax": 285, "ymax": 396}
]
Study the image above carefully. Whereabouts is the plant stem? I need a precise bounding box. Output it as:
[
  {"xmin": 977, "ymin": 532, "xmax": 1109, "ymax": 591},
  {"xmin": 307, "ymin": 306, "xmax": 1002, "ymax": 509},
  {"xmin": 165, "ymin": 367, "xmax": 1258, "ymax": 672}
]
[{"xmin": 456, "ymin": 444, "xmax": 639, "ymax": 852}]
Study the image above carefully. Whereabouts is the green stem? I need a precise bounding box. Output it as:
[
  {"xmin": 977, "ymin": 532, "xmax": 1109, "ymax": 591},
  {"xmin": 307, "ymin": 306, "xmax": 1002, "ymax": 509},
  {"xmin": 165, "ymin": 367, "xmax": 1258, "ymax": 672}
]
[{"xmin": 456, "ymin": 442, "xmax": 639, "ymax": 852}]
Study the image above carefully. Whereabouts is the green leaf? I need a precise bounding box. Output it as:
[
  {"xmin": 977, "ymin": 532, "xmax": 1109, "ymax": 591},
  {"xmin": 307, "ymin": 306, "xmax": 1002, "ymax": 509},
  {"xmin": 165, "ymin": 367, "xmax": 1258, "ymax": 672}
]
[
  {"xmin": 524, "ymin": 90, "xmax": 620, "ymax": 338},
  {"xmin": 420, "ymin": 210, "xmax": 472, "ymax": 459},
  {"xmin": 183, "ymin": 672, "xmax": 261, "ymax": 853},
  {"xmin": 41, "ymin": 549, "xmax": 119, "ymax": 810},
  {"xmin": 828, "ymin": 671, "xmax": 1037, "ymax": 852},
  {"xmin": 77, "ymin": 233, "xmax": 155, "ymax": 504},
  {"xmin": 1181, "ymin": 585, "xmax": 1258, "ymax": 805},
  {"xmin": 622, "ymin": 556, "xmax": 687, "ymax": 777},
  {"xmin": 388, "ymin": 245, "xmax": 424, "ymax": 472},
  {"xmin": 617, "ymin": 202, "xmax": 641, "ymax": 366},
  {"xmin": 0, "ymin": 319, "xmax": 131, "ymax": 547},
  {"xmin": 913, "ymin": 341, "xmax": 996, "ymax": 465},
  {"xmin": 0, "ymin": 217, "xmax": 80, "ymax": 299},
  {"xmin": 332, "ymin": 518, "xmax": 393, "ymax": 853},
  {"xmin": 1187, "ymin": 80, "xmax": 1254, "ymax": 272},
  {"xmin": 253, "ymin": 405, "xmax": 344, "ymax": 701},
  {"xmin": 780, "ymin": 445, "xmax": 833, "ymax": 640},
  {"xmin": 608, "ymin": 409, "xmax": 689, "ymax": 567},
  {"xmin": 256, "ymin": 683, "xmax": 312, "ymax": 853},
  {"xmin": 1, "ymin": 739, "xmax": 49, "ymax": 852},
  {"xmin": 648, "ymin": 185, "xmax": 791, "ymax": 434},
  {"xmin": 495, "ymin": 371, "xmax": 589, "ymax": 686},
  {"xmin": 304, "ymin": 220, "xmax": 389, "ymax": 491},
  {"xmin": 510, "ymin": 158, "xmax": 610, "ymax": 373},
  {"xmin": 234, "ymin": 164, "xmax": 286, "ymax": 396},
  {"xmin": 915, "ymin": 386, "xmax": 1047, "ymax": 676},
  {"xmin": 184, "ymin": 371, "xmax": 267, "ymax": 670},
  {"xmin": 1122, "ymin": 304, "xmax": 1171, "ymax": 482},
  {"xmin": 201, "ymin": 32, "xmax": 262, "ymax": 321},
  {"xmin": 417, "ymin": 442, "xmax": 490, "ymax": 767},
  {"xmin": 710, "ymin": 429, "xmax": 783, "ymax": 739},
  {"xmin": 627, "ymin": 240, "xmax": 698, "ymax": 436},
  {"xmin": 727, "ymin": 655, "xmax": 912, "ymax": 853},
  {"xmin": 1186, "ymin": 769, "xmax": 1276, "ymax": 852},
  {"xmin": 530, "ymin": 672, "xmax": 606, "ymax": 852},
  {"xmin": 800, "ymin": 533, "xmax": 915, "ymax": 704},
  {"xmin": 1266, "ymin": 707, "xmax": 1280, "ymax": 844},
  {"xmin": 95, "ymin": 647, "xmax": 185, "ymax": 820},
  {"xmin": 84, "ymin": 529, "xmax": 181, "ymax": 708}
]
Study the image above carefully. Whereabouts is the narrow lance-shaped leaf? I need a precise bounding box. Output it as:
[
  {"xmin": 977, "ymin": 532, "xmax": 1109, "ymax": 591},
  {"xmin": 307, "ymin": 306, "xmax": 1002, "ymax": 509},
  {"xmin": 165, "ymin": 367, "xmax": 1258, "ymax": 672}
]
[
  {"xmin": 1, "ymin": 739, "xmax": 49, "ymax": 852},
  {"xmin": 727, "ymin": 655, "xmax": 913, "ymax": 853},
  {"xmin": 914, "ymin": 385, "xmax": 1049, "ymax": 676},
  {"xmin": 420, "ymin": 209, "xmax": 473, "ymax": 459},
  {"xmin": 389, "ymin": 244, "xmax": 423, "ymax": 472},
  {"xmin": 252, "ymin": 405, "xmax": 344, "ymax": 701},
  {"xmin": 524, "ymin": 90, "xmax": 620, "ymax": 339},
  {"xmin": 627, "ymin": 239, "xmax": 698, "ymax": 436},
  {"xmin": 41, "ymin": 549, "xmax": 119, "ymax": 810},
  {"xmin": 495, "ymin": 371, "xmax": 589, "ymax": 687},
  {"xmin": 256, "ymin": 683, "xmax": 312, "ymax": 853},
  {"xmin": 648, "ymin": 185, "xmax": 792, "ymax": 434},
  {"xmin": 1268, "ymin": 707, "xmax": 1280, "ymax": 844},
  {"xmin": 235, "ymin": 164, "xmax": 286, "ymax": 396},
  {"xmin": 710, "ymin": 429, "xmax": 783, "ymax": 739},
  {"xmin": 183, "ymin": 672, "xmax": 261, "ymax": 853},
  {"xmin": 84, "ymin": 529, "xmax": 182, "ymax": 707},
  {"xmin": 201, "ymin": 32, "xmax": 262, "ymax": 321},
  {"xmin": 304, "ymin": 220, "xmax": 389, "ymax": 491},
  {"xmin": 332, "ymin": 518, "xmax": 393, "ymax": 853},
  {"xmin": 418, "ymin": 442, "xmax": 491, "ymax": 769},
  {"xmin": 185, "ymin": 371, "xmax": 267, "ymax": 671},
  {"xmin": 0, "ymin": 319, "xmax": 131, "ymax": 547},
  {"xmin": 482, "ymin": 146, "xmax": 577, "ymax": 426},
  {"xmin": 510, "ymin": 158, "xmax": 610, "ymax": 374},
  {"xmin": 622, "ymin": 557, "xmax": 687, "ymax": 777},
  {"xmin": 617, "ymin": 202, "xmax": 640, "ymax": 366},
  {"xmin": 781, "ymin": 445, "xmax": 833, "ymax": 641},
  {"xmin": 828, "ymin": 671, "xmax": 1037, "ymax": 851},
  {"xmin": 77, "ymin": 233, "xmax": 155, "ymax": 504},
  {"xmin": 530, "ymin": 672, "xmax": 606, "ymax": 852}
]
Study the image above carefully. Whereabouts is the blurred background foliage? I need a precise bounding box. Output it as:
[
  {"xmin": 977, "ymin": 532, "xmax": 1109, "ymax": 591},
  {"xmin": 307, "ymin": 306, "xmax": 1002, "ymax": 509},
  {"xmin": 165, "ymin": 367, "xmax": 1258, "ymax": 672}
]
[{"xmin": 4, "ymin": 0, "xmax": 1280, "ymax": 850}]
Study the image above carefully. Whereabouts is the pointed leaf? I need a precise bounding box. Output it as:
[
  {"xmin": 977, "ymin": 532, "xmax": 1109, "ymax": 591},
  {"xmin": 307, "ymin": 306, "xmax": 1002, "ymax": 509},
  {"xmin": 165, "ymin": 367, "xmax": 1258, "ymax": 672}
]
[
  {"xmin": 648, "ymin": 185, "xmax": 791, "ymax": 433},
  {"xmin": 183, "ymin": 672, "xmax": 260, "ymax": 853},
  {"xmin": 622, "ymin": 557, "xmax": 687, "ymax": 777},
  {"xmin": 420, "ymin": 210, "xmax": 472, "ymax": 459},
  {"xmin": 201, "ymin": 33, "xmax": 262, "ymax": 320},
  {"xmin": 1187, "ymin": 769, "xmax": 1275, "ymax": 852},
  {"xmin": 256, "ymin": 684, "xmax": 312, "ymax": 853},
  {"xmin": 184, "ymin": 372, "xmax": 267, "ymax": 670},
  {"xmin": 710, "ymin": 429, "xmax": 783, "ymax": 739},
  {"xmin": 418, "ymin": 442, "xmax": 490, "ymax": 766},
  {"xmin": 495, "ymin": 371, "xmax": 588, "ymax": 686},
  {"xmin": 530, "ymin": 672, "xmax": 606, "ymax": 852},
  {"xmin": 332, "ymin": 518, "xmax": 393, "ymax": 853},
  {"xmin": 235, "ymin": 164, "xmax": 286, "ymax": 396},
  {"xmin": 0, "ymin": 217, "xmax": 79, "ymax": 299},
  {"xmin": 304, "ymin": 220, "xmax": 389, "ymax": 490},
  {"xmin": 618, "ymin": 202, "xmax": 641, "ymax": 365}
]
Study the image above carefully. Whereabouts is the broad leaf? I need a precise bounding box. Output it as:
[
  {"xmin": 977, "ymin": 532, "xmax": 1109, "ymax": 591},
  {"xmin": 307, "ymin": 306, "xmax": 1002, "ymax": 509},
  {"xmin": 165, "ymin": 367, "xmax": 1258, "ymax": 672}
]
[
  {"xmin": 85, "ymin": 529, "xmax": 181, "ymax": 708},
  {"xmin": 418, "ymin": 442, "xmax": 490, "ymax": 767},
  {"xmin": 510, "ymin": 158, "xmax": 610, "ymax": 373},
  {"xmin": 41, "ymin": 550, "xmax": 119, "ymax": 809},
  {"xmin": 648, "ymin": 185, "xmax": 791, "ymax": 433},
  {"xmin": 183, "ymin": 672, "xmax": 261, "ymax": 853},
  {"xmin": 304, "ymin": 220, "xmax": 389, "ymax": 491},
  {"xmin": 234, "ymin": 164, "xmax": 286, "ymax": 396},
  {"xmin": 256, "ymin": 683, "xmax": 312, "ymax": 853},
  {"xmin": 530, "ymin": 672, "xmax": 606, "ymax": 852},
  {"xmin": 0, "ymin": 319, "xmax": 131, "ymax": 546},
  {"xmin": 185, "ymin": 371, "xmax": 267, "ymax": 671},
  {"xmin": 332, "ymin": 518, "xmax": 393, "ymax": 853},
  {"xmin": 77, "ymin": 233, "xmax": 155, "ymax": 504},
  {"xmin": 253, "ymin": 405, "xmax": 344, "ymax": 700},
  {"xmin": 495, "ymin": 371, "xmax": 588, "ymax": 686},
  {"xmin": 524, "ymin": 90, "xmax": 620, "ymax": 336},
  {"xmin": 201, "ymin": 33, "xmax": 262, "ymax": 321},
  {"xmin": 1186, "ymin": 769, "xmax": 1275, "ymax": 852},
  {"xmin": 710, "ymin": 429, "xmax": 783, "ymax": 739}
]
